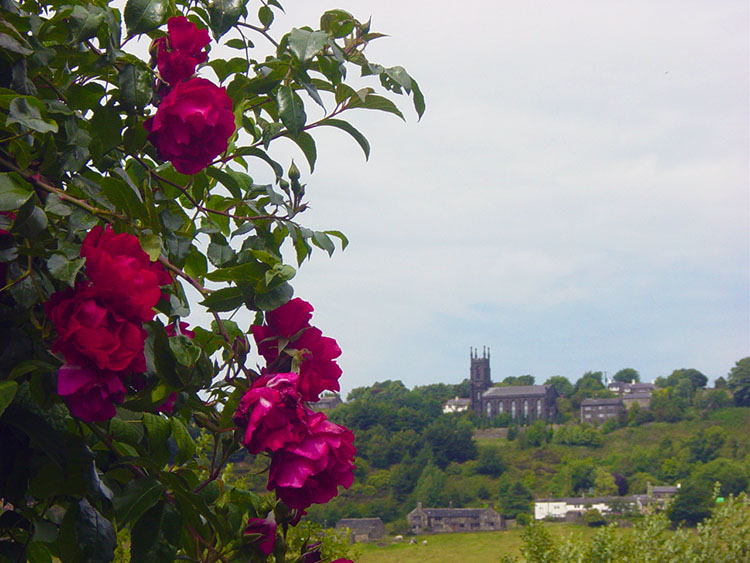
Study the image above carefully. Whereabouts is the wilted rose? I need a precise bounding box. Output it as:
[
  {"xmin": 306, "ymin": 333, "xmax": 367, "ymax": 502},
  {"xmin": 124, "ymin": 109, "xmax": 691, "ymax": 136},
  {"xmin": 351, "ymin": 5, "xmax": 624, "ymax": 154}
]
[
  {"xmin": 45, "ymin": 283, "xmax": 147, "ymax": 374},
  {"xmin": 268, "ymin": 412, "xmax": 355, "ymax": 509},
  {"xmin": 57, "ymin": 363, "xmax": 126, "ymax": 422},
  {"xmin": 233, "ymin": 373, "xmax": 309, "ymax": 454},
  {"xmin": 155, "ymin": 16, "xmax": 210, "ymax": 85},
  {"xmin": 81, "ymin": 226, "xmax": 171, "ymax": 322},
  {"xmin": 144, "ymin": 78, "xmax": 235, "ymax": 175}
]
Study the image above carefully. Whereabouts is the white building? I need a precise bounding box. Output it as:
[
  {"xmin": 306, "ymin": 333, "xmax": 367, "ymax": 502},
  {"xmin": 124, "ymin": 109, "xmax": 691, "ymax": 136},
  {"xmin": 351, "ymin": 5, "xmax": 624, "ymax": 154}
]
[
  {"xmin": 442, "ymin": 396, "xmax": 470, "ymax": 414},
  {"xmin": 534, "ymin": 495, "xmax": 647, "ymax": 520}
]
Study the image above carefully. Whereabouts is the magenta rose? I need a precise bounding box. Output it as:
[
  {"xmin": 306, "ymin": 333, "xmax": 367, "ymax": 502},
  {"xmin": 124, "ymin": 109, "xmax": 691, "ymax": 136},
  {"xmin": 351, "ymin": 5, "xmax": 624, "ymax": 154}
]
[
  {"xmin": 331, "ymin": 560, "xmax": 354, "ymax": 563},
  {"xmin": 295, "ymin": 328, "xmax": 343, "ymax": 402},
  {"xmin": 144, "ymin": 78, "xmax": 235, "ymax": 175},
  {"xmin": 45, "ymin": 283, "xmax": 147, "ymax": 374},
  {"xmin": 268, "ymin": 411, "xmax": 356, "ymax": 509},
  {"xmin": 81, "ymin": 226, "xmax": 171, "ymax": 322},
  {"xmin": 57, "ymin": 363, "xmax": 126, "ymax": 422},
  {"xmin": 165, "ymin": 321, "xmax": 195, "ymax": 339},
  {"xmin": 243, "ymin": 516, "xmax": 277, "ymax": 556},
  {"xmin": 251, "ymin": 298, "xmax": 315, "ymax": 363},
  {"xmin": 155, "ymin": 16, "xmax": 210, "ymax": 85},
  {"xmin": 233, "ymin": 373, "xmax": 309, "ymax": 454}
]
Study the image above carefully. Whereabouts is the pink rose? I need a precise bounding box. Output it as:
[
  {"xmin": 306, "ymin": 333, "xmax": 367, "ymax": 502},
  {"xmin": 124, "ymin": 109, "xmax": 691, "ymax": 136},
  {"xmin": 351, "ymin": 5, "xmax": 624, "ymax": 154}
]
[
  {"xmin": 144, "ymin": 78, "xmax": 235, "ymax": 175},
  {"xmin": 268, "ymin": 412, "xmax": 355, "ymax": 509},
  {"xmin": 45, "ymin": 283, "xmax": 147, "ymax": 374},
  {"xmin": 295, "ymin": 328, "xmax": 342, "ymax": 402},
  {"xmin": 165, "ymin": 321, "xmax": 195, "ymax": 339},
  {"xmin": 243, "ymin": 516, "xmax": 277, "ymax": 556},
  {"xmin": 57, "ymin": 363, "xmax": 126, "ymax": 422},
  {"xmin": 81, "ymin": 226, "xmax": 171, "ymax": 322},
  {"xmin": 331, "ymin": 560, "xmax": 354, "ymax": 563},
  {"xmin": 156, "ymin": 392, "xmax": 177, "ymax": 414},
  {"xmin": 233, "ymin": 373, "xmax": 309, "ymax": 454},
  {"xmin": 155, "ymin": 17, "xmax": 210, "ymax": 85},
  {"xmin": 251, "ymin": 298, "xmax": 315, "ymax": 363}
]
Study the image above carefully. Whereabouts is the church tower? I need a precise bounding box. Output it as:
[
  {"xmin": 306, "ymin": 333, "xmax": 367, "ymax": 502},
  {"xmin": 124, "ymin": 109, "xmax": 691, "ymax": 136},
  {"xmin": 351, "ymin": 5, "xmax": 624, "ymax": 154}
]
[{"xmin": 469, "ymin": 346, "xmax": 492, "ymax": 414}]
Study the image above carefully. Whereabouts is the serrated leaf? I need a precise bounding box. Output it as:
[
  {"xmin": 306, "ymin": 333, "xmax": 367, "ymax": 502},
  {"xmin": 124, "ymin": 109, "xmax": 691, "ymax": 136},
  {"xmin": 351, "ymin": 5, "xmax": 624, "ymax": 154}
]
[
  {"xmin": 255, "ymin": 282, "xmax": 293, "ymax": 311},
  {"xmin": 118, "ymin": 64, "xmax": 152, "ymax": 109},
  {"xmin": 169, "ymin": 417, "xmax": 195, "ymax": 465},
  {"xmin": 346, "ymin": 92, "xmax": 405, "ymax": 120},
  {"xmin": 277, "ymin": 85, "xmax": 306, "ymax": 137},
  {"xmin": 319, "ymin": 118, "xmax": 370, "ymax": 160},
  {"xmin": 0, "ymin": 172, "xmax": 32, "ymax": 211},
  {"xmin": 47, "ymin": 255, "xmax": 85, "ymax": 287},
  {"xmin": 6, "ymin": 97, "xmax": 58, "ymax": 133},
  {"xmin": 69, "ymin": 5, "xmax": 106, "ymax": 43},
  {"xmin": 200, "ymin": 287, "xmax": 245, "ymax": 312},
  {"xmin": 124, "ymin": 0, "xmax": 168, "ymax": 36},
  {"xmin": 208, "ymin": 0, "xmax": 245, "ymax": 39},
  {"xmin": 288, "ymin": 28, "xmax": 328, "ymax": 62},
  {"xmin": 206, "ymin": 260, "xmax": 265, "ymax": 283}
]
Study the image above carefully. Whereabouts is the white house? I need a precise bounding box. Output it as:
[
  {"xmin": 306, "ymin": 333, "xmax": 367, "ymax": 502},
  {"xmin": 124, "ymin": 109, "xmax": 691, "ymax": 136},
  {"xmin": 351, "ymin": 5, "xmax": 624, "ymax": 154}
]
[
  {"xmin": 534, "ymin": 495, "xmax": 647, "ymax": 520},
  {"xmin": 442, "ymin": 396, "xmax": 470, "ymax": 414}
]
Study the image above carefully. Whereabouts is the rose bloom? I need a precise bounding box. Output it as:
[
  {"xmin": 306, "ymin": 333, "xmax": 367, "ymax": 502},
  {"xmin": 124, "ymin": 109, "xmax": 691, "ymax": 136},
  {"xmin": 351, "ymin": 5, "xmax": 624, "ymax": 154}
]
[
  {"xmin": 57, "ymin": 363, "xmax": 126, "ymax": 422},
  {"xmin": 243, "ymin": 516, "xmax": 277, "ymax": 556},
  {"xmin": 295, "ymin": 327, "xmax": 343, "ymax": 402},
  {"xmin": 165, "ymin": 321, "xmax": 195, "ymax": 339},
  {"xmin": 155, "ymin": 16, "xmax": 210, "ymax": 85},
  {"xmin": 81, "ymin": 226, "xmax": 171, "ymax": 322},
  {"xmin": 268, "ymin": 411, "xmax": 355, "ymax": 509},
  {"xmin": 251, "ymin": 298, "xmax": 315, "ymax": 363},
  {"xmin": 45, "ymin": 283, "xmax": 147, "ymax": 374},
  {"xmin": 233, "ymin": 373, "xmax": 308, "ymax": 454},
  {"xmin": 144, "ymin": 78, "xmax": 235, "ymax": 175}
]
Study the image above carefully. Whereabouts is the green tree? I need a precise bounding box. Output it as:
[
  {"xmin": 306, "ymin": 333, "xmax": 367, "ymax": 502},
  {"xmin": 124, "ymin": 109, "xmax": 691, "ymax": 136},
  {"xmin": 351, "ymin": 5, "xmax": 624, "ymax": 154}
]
[
  {"xmin": 498, "ymin": 481, "xmax": 533, "ymax": 519},
  {"xmin": 413, "ymin": 462, "xmax": 448, "ymax": 507},
  {"xmin": 477, "ymin": 447, "xmax": 506, "ymax": 477},
  {"xmin": 613, "ymin": 368, "xmax": 640, "ymax": 383},
  {"xmin": 669, "ymin": 479, "xmax": 714, "ymax": 526},
  {"xmin": 583, "ymin": 508, "xmax": 607, "ymax": 527},
  {"xmin": 544, "ymin": 375, "xmax": 574, "ymax": 397},
  {"xmin": 593, "ymin": 467, "xmax": 617, "ymax": 496},
  {"xmin": 727, "ymin": 357, "xmax": 750, "ymax": 406}
]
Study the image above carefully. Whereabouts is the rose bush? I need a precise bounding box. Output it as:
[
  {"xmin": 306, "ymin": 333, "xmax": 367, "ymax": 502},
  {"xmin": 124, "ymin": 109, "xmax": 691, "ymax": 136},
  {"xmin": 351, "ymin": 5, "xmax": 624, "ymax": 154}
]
[{"xmin": 0, "ymin": 0, "xmax": 423, "ymax": 561}]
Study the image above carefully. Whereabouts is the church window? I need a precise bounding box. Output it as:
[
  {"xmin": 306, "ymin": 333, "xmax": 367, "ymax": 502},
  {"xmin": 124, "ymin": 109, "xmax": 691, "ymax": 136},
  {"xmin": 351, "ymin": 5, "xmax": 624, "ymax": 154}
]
[
  {"xmin": 486, "ymin": 402, "xmax": 492, "ymax": 417},
  {"xmin": 511, "ymin": 400, "xmax": 516, "ymax": 418},
  {"xmin": 536, "ymin": 399, "xmax": 542, "ymax": 416},
  {"xmin": 523, "ymin": 399, "xmax": 529, "ymax": 418},
  {"xmin": 498, "ymin": 402, "xmax": 503, "ymax": 414}
]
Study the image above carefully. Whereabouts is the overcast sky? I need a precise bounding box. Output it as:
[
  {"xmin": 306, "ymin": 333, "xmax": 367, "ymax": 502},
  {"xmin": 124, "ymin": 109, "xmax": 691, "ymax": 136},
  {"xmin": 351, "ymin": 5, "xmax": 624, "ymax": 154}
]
[{"xmin": 208, "ymin": 1, "xmax": 749, "ymax": 395}]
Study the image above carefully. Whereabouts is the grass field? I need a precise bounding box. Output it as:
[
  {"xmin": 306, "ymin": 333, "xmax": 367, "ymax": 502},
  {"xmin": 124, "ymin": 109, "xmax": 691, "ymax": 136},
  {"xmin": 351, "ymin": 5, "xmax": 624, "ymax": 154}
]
[{"xmin": 356, "ymin": 523, "xmax": 605, "ymax": 563}]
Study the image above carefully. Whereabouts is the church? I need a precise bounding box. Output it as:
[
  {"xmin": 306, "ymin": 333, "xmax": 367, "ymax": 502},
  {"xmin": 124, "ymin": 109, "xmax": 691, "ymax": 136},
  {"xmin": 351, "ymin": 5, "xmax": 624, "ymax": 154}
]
[{"xmin": 468, "ymin": 348, "xmax": 557, "ymax": 422}]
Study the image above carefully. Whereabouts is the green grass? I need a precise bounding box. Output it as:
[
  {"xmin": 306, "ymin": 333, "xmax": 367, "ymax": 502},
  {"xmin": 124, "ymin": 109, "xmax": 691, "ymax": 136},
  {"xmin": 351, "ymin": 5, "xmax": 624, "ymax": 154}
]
[{"xmin": 357, "ymin": 523, "xmax": 607, "ymax": 563}]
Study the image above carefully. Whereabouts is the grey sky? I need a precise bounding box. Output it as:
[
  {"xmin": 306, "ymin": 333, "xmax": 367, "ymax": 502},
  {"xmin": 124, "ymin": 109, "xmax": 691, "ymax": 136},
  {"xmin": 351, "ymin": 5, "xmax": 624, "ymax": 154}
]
[{"xmin": 192, "ymin": 1, "xmax": 750, "ymax": 394}]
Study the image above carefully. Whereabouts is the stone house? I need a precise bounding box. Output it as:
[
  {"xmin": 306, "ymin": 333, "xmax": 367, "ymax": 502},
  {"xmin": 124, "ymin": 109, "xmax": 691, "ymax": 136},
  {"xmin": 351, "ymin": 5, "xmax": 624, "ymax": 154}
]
[
  {"xmin": 335, "ymin": 517, "xmax": 384, "ymax": 542},
  {"xmin": 580, "ymin": 397, "xmax": 625, "ymax": 424},
  {"xmin": 534, "ymin": 495, "xmax": 647, "ymax": 520},
  {"xmin": 310, "ymin": 394, "xmax": 342, "ymax": 411},
  {"xmin": 407, "ymin": 502, "xmax": 504, "ymax": 533}
]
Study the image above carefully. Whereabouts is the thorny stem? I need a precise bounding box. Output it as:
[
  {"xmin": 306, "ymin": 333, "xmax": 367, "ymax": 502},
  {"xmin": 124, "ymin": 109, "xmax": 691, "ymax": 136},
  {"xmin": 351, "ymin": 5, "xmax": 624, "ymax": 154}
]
[{"xmin": 237, "ymin": 22, "xmax": 279, "ymax": 48}]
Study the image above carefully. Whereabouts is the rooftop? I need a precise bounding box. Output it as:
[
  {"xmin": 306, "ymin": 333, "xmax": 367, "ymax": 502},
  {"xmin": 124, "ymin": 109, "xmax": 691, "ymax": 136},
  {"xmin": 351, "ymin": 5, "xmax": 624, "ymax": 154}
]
[
  {"xmin": 581, "ymin": 397, "xmax": 623, "ymax": 406},
  {"xmin": 483, "ymin": 385, "xmax": 550, "ymax": 398}
]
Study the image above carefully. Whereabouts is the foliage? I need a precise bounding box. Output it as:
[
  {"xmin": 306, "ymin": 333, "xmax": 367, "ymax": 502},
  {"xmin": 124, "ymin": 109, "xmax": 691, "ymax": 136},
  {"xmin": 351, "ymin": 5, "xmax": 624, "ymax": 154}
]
[
  {"xmin": 727, "ymin": 357, "xmax": 750, "ymax": 406},
  {"xmin": 612, "ymin": 368, "xmax": 640, "ymax": 383},
  {"xmin": 498, "ymin": 481, "xmax": 533, "ymax": 519},
  {"xmin": 583, "ymin": 508, "xmax": 606, "ymax": 527},
  {"xmin": 0, "ymin": 0, "xmax": 423, "ymax": 560},
  {"xmin": 668, "ymin": 479, "xmax": 714, "ymax": 526},
  {"xmin": 477, "ymin": 447, "xmax": 506, "ymax": 477}
]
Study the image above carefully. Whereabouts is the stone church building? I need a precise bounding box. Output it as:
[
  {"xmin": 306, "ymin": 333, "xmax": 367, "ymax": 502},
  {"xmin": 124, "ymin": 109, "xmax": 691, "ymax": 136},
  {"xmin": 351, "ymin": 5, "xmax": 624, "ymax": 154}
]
[{"xmin": 469, "ymin": 348, "xmax": 557, "ymax": 422}]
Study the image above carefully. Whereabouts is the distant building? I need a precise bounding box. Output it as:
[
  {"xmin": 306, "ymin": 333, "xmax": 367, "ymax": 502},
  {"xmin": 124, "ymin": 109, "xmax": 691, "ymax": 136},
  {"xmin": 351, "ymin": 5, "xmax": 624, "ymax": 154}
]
[
  {"xmin": 621, "ymin": 393, "xmax": 652, "ymax": 409},
  {"xmin": 407, "ymin": 502, "xmax": 504, "ymax": 533},
  {"xmin": 608, "ymin": 381, "xmax": 655, "ymax": 396},
  {"xmin": 580, "ymin": 397, "xmax": 625, "ymax": 424},
  {"xmin": 647, "ymin": 482, "xmax": 680, "ymax": 508},
  {"xmin": 310, "ymin": 394, "xmax": 342, "ymax": 411},
  {"xmin": 443, "ymin": 396, "xmax": 470, "ymax": 413},
  {"xmin": 534, "ymin": 495, "xmax": 648, "ymax": 520},
  {"xmin": 468, "ymin": 348, "xmax": 557, "ymax": 422},
  {"xmin": 335, "ymin": 518, "xmax": 384, "ymax": 542}
]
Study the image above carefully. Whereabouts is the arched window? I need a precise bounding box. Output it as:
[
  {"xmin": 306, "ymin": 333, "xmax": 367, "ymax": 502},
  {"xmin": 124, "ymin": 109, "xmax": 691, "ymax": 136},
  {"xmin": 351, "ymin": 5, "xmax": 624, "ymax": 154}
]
[
  {"xmin": 498, "ymin": 402, "xmax": 504, "ymax": 414},
  {"xmin": 511, "ymin": 400, "xmax": 516, "ymax": 418},
  {"xmin": 536, "ymin": 399, "xmax": 542, "ymax": 417},
  {"xmin": 523, "ymin": 399, "xmax": 529, "ymax": 418},
  {"xmin": 486, "ymin": 402, "xmax": 492, "ymax": 417}
]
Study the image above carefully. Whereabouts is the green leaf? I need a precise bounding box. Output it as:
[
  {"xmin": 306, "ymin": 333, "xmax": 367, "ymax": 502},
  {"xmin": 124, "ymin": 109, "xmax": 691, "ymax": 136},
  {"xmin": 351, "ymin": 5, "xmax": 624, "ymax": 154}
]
[
  {"xmin": 319, "ymin": 118, "xmax": 370, "ymax": 160},
  {"xmin": 100, "ymin": 176, "xmax": 147, "ymax": 220},
  {"xmin": 69, "ymin": 5, "xmax": 106, "ymax": 43},
  {"xmin": 124, "ymin": 0, "xmax": 168, "ymax": 36},
  {"xmin": 412, "ymin": 77, "xmax": 426, "ymax": 119},
  {"xmin": 169, "ymin": 335, "xmax": 201, "ymax": 367},
  {"xmin": 277, "ymin": 85, "xmax": 306, "ymax": 137},
  {"xmin": 289, "ymin": 130, "xmax": 316, "ymax": 172},
  {"xmin": 170, "ymin": 417, "xmax": 195, "ymax": 465},
  {"xmin": 288, "ymin": 28, "xmax": 328, "ymax": 61},
  {"xmin": 47, "ymin": 255, "xmax": 85, "ymax": 287},
  {"xmin": 11, "ymin": 195, "xmax": 47, "ymax": 238},
  {"xmin": 258, "ymin": 5, "xmax": 273, "ymax": 27},
  {"xmin": 312, "ymin": 231, "xmax": 335, "ymax": 256},
  {"xmin": 118, "ymin": 64, "xmax": 152, "ymax": 109},
  {"xmin": 346, "ymin": 92, "xmax": 405, "ymax": 120},
  {"xmin": 74, "ymin": 500, "xmax": 116, "ymax": 563},
  {"xmin": 208, "ymin": 0, "xmax": 245, "ymax": 39},
  {"xmin": 143, "ymin": 413, "xmax": 171, "ymax": 450},
  {"xmin": 0, "ymin": 33, "xmax": 32, "ymax": 55},
  {"xmin": 255, "ymin": 281, "xmax": 293, "ymax": 311},
  {"xmin": 233, "ymin": 147, "xmax": 283, "ymax": 178},
  {"xmin": 130, "ymin": 502, "xmax": 164, "ymax": 561},
  {"xmin": 139, "ymin": 234, "xmax": 161, "ymax": 261},
  {"xmin": 90, "ymin": 106, "xmax": 123, "ymax": 156},
  {"xmin": 6, "ymin": 97, "xmax": 58, "ymax": 133},
  {"xmin": 44, "ymin": 193, "xmax": 72, "ymax": 216},
  {"xmin": 0, "ymin": 380, "xmax": 18, "ymax": 417},
  {"xmin": 206, "ymin": 260, "xmax": 265, "ymax": 283},
  {"xmin": 325, "ymin": 229, "xmax": 349, "ymax": 250},
  {"xmin": 114, "ymin": 478, "xmax": 165, "ymax": 526},
  {"xmin": 200, "ymin": 286, "xmax": 245, "ymax": 312},
  {"xmin": 0, "ymin": 172, "xmax": 32, "ymax": 211}
]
